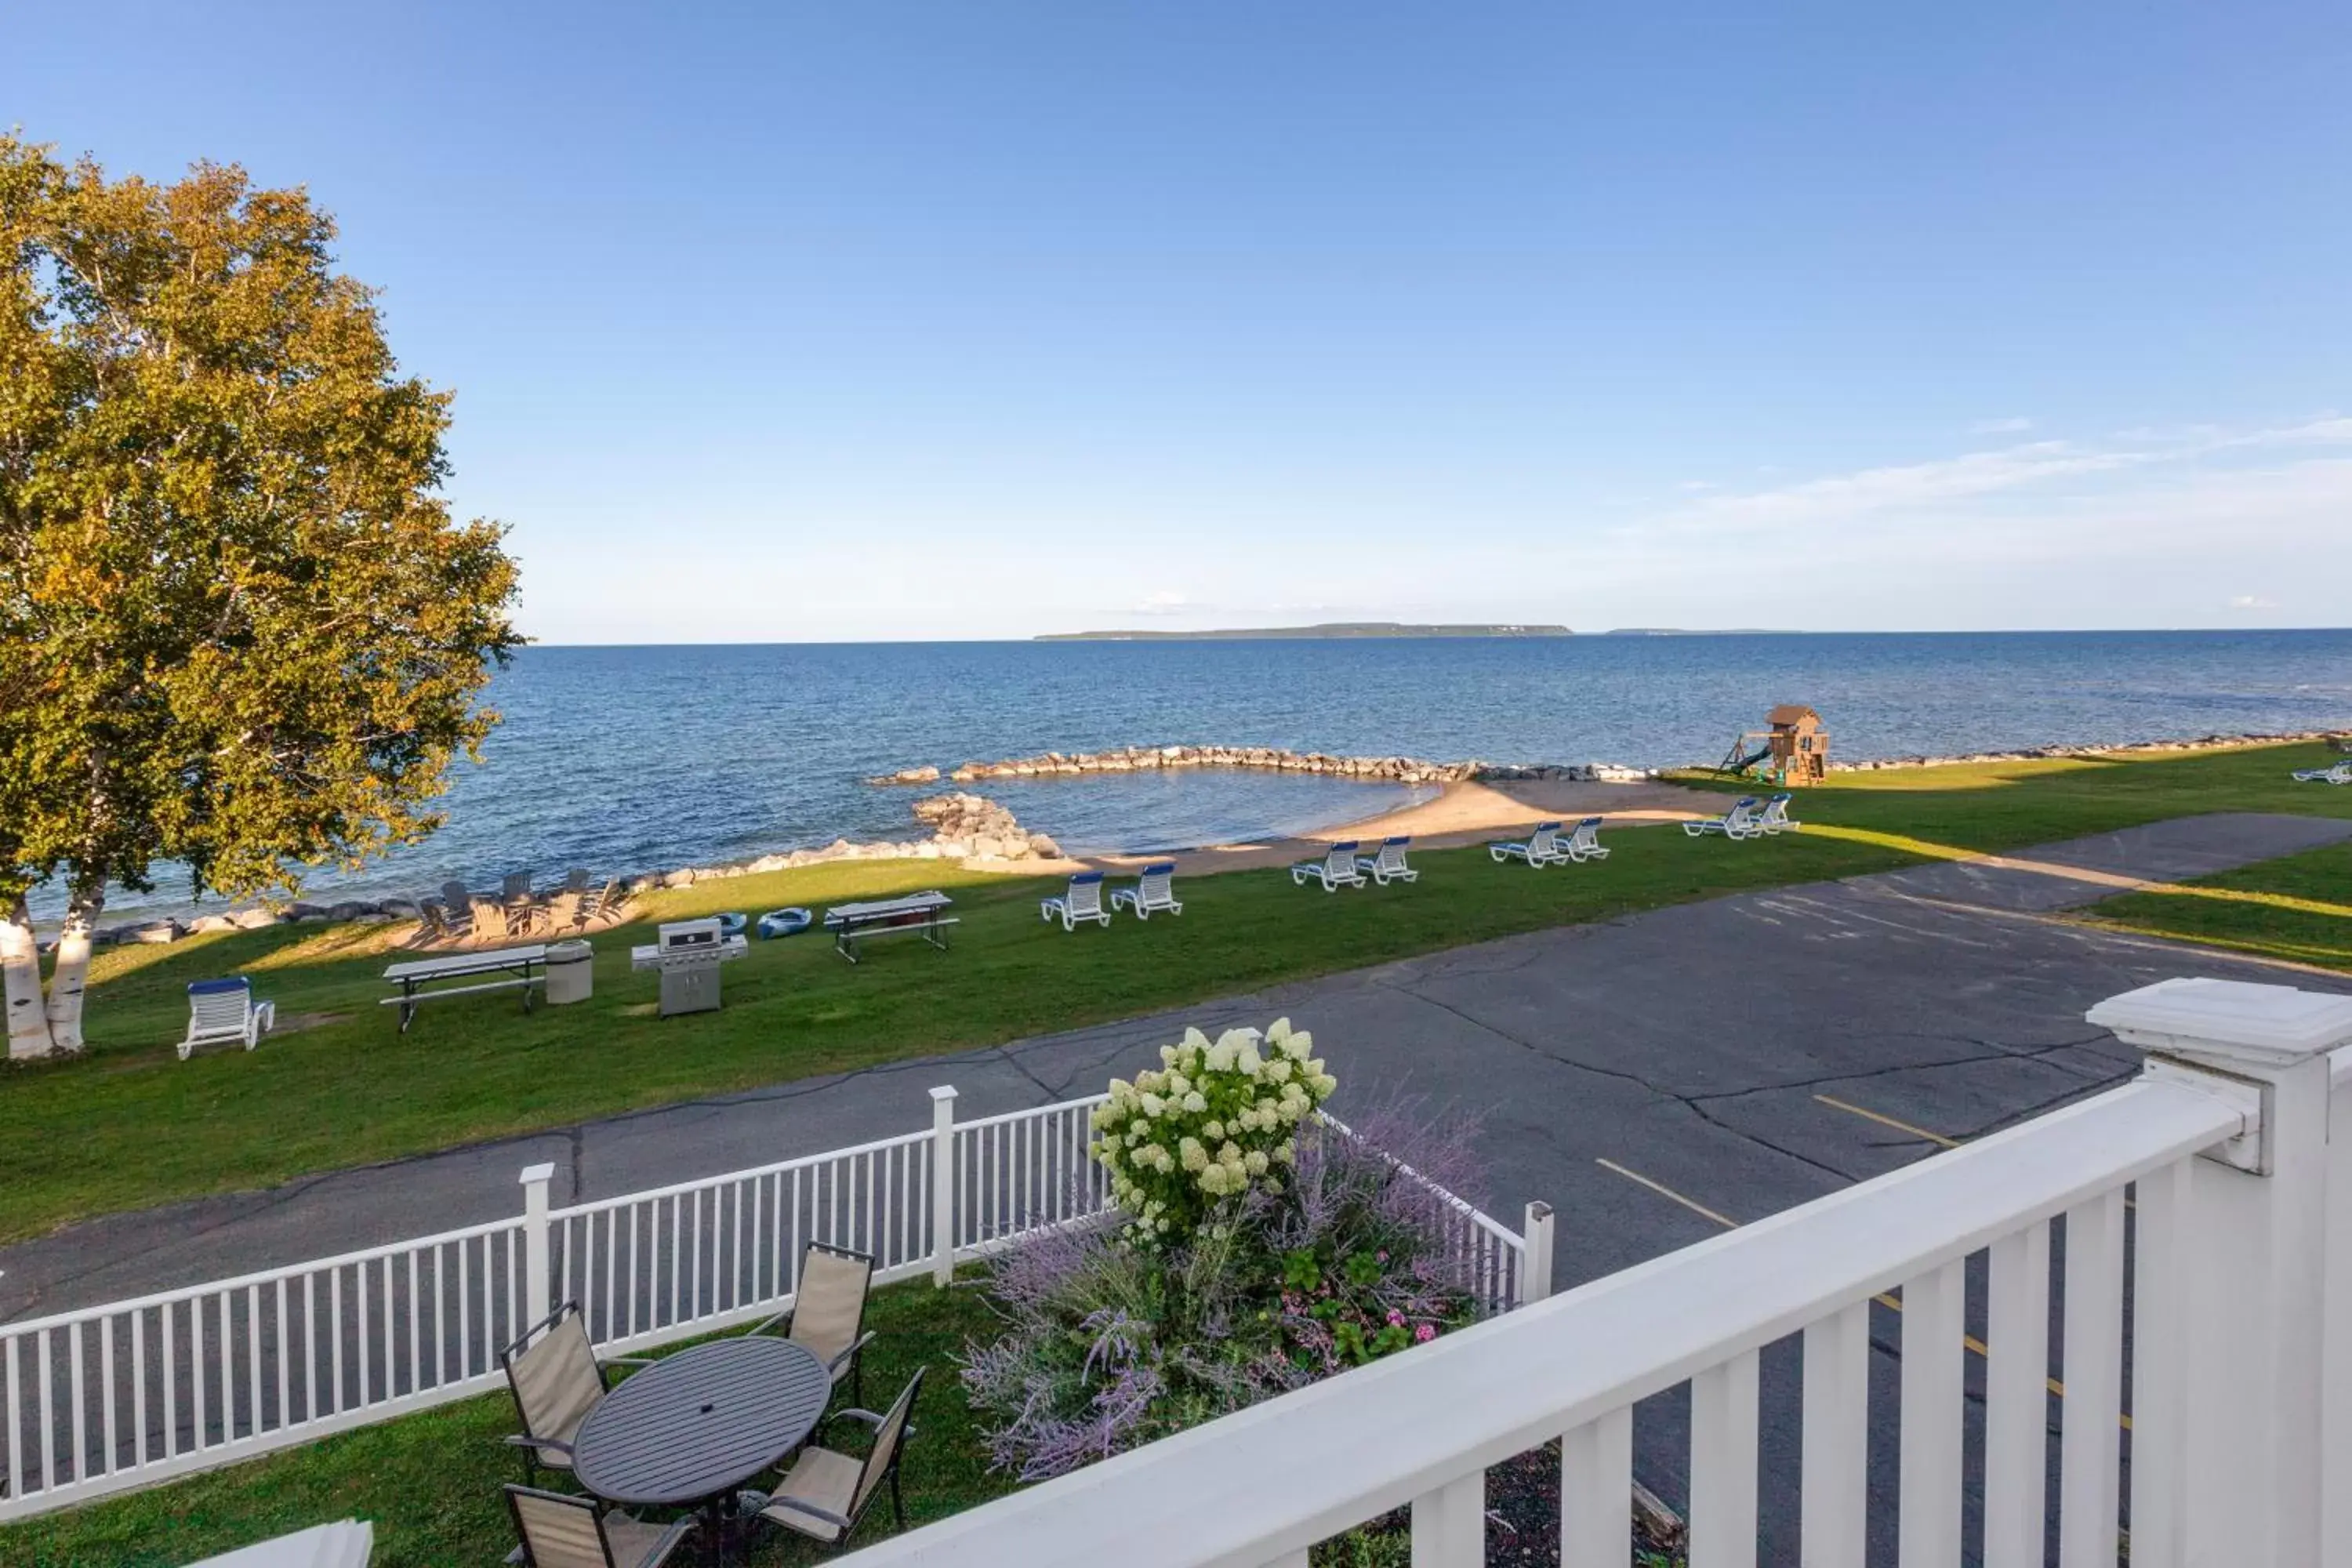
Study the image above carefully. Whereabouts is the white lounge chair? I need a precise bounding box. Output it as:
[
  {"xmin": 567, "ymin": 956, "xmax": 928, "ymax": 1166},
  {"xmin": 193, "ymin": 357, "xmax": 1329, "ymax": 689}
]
[
  {"xmin": 2291, "ymin": 761, "xmax": 2352, "ymax": 785},
  {"xmin": 1489, "ymin": 821, "xmax": 1566, "ymax": 866},
  {"xmin": 1112, "ymin": 862, "xmax": 1183, "ymax": 918},
  {"xmin": 1290, "ymin": 841, "xmax": 1367, "ymax": 891},
  {"xmin": 1755, "ymin": 793, "xmax": 1802, "ymax": 833},
  {"xmin": 1040, "ymin": 871, "xmax": 1112, "ymax": 930},
  {"xmin": 1683, "ymin": 797, "xmax": 1763, "ymax": 839},
  {"xmin": 1356, "ymin": 837, "xmax": 1418, "ymax": 884},
  {"xmin": 1560, "ymin": 817, "xmax": 1610, "ymax": 861},
  {"xmin": 181, "ymin": 977, "xmax": 275, "ymax": 1061}
]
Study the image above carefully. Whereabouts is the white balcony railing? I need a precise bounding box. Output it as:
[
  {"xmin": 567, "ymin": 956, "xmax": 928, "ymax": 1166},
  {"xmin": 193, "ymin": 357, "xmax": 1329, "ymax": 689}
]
[
  {"xmin": 0, "ymin": 1087, "xmax": 1533, "ymax": 1520},
  {"xmin": 839, "ymin": 977, "xmax": 2352, "ymax": 1568}
]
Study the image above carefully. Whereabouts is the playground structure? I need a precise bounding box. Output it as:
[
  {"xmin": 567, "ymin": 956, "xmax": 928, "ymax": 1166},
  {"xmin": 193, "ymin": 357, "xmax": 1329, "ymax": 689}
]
[{"xmin": 1719, "ymin": 704, "xmax": 1830, "ymax": 784}]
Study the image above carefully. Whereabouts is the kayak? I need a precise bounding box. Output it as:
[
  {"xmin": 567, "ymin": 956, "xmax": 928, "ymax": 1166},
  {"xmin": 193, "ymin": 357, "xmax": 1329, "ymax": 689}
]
[
  {"xmin": 756, "ymin": 907, "xmax": 813, "ymax": 939},
  {"xmin": 714, "ymin": 911, "xmax": 750, "ymax": 938}
]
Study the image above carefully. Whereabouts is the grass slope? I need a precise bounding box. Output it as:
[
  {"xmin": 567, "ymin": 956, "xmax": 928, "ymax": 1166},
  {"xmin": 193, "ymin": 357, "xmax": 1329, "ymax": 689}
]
[
  {"xmin": 2, "ymin": 742, "xmax": 2345, "ymax": 1243},
  {"xmin": 2086, "ymin": 837, "xmax": 2352, "ymax": 971}
]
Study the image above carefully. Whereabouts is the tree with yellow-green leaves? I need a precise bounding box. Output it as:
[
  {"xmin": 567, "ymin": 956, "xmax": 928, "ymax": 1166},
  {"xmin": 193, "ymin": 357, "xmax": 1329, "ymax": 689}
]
[{"xmin": 0, "ymin": 136, "xmax": 522, "ymax": 1059}]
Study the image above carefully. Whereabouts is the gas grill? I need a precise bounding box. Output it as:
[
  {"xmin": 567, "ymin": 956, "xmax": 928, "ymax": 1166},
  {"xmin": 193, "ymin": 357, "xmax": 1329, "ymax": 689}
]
[{"xmin": 629, "ymin": 917, "xmax": 747, "ymax": 1017}]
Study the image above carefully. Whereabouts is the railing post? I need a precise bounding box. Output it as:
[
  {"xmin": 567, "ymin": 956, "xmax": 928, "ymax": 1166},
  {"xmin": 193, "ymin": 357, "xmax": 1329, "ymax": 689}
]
[
  {"xmin": 2089, "ymin": 978, "xmax": 2352, "ymax": 1568},
  {"xmin": 1410, "ymin": 1472, "xmax": 1483, "ymax": 1567},
  {"xmin": 519, "ymin": 1162, "xmax": 555, "ymax": 1333},
  {"xmin": 1519, "ymin": 1201, "xmax": 1555, "ymax": 1305},
  {"xmin": 930, "ymin": 1087, "xmax": 958, "ymax": 1286}
]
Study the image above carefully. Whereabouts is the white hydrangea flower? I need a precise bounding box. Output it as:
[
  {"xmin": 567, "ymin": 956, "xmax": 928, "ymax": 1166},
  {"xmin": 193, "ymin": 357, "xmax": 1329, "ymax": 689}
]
[
  {"xmin": 1244, "ymin": 1149, "xmax": 1269, "ymax": 1176},
  {"xmin": 1183, "ymin": 1091, "xmax": 1207, "ymax": 1113}
]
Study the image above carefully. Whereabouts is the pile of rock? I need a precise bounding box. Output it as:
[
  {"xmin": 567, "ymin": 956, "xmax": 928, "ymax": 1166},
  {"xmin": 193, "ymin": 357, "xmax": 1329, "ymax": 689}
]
[
  {"xmin": 79, "ymin": 897, "xmax": 416, "ymax": 949},
  {"xmin": 1824, "ymin": 729, "xmax": 2347, "ymax": 772},
  {"xmin": 864, "ymin": 764, "xmax": 942, "ymax": 786},
  {"xmin": 605, "ymin": 792, "xmax": 1064, "ymax": 893},
  {"xmin": 944, "ymin": 744, "xmax": 1478, "ymax": 786},
  {"xmin": 1475, "ymin": 762, "xmax": 1659, "ymax": 783}
]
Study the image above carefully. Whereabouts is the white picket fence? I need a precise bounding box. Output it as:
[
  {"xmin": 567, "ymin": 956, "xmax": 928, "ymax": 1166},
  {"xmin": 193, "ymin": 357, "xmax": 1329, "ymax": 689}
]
[
  {"xmin": 0, "ymin": 1087, "xmax": 1534, "ymax": 1521},
  {"xmin": 837, "ymin": 977, "xmax": 2352, "ymax": 1568}
]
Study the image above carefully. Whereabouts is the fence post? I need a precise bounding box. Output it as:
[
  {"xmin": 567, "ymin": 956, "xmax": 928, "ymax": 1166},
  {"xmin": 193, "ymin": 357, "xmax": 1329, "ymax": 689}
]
[
  {"xmin": 520, "ymin": 1162, "xmax": 555, "ymax": 1332},
  {"xmin": 1519, "ymin": 1201, "xmax": 1555, "ymax": 1306},
  {"xmin": 930, "ymin": 1087, "xmax": 958, "ymax": 1286},
  {"xmin": 2089, "ymin": 978, "xmax": 2352, "ymax": 1568}
]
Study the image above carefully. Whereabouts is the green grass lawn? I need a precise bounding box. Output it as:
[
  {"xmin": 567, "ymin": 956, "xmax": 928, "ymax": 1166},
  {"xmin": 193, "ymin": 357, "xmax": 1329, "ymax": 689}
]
[
  {"xmin": 3, "ymin": 741, "xmax": 2346, "ymax": 1244},
  {"xmin": 0, "ymin": 1279, "xmax": 1010, "ymax": 1568},
  {"xmin": 2085, "ymin": 837, "xmax": 2352, "ymax": 971}
]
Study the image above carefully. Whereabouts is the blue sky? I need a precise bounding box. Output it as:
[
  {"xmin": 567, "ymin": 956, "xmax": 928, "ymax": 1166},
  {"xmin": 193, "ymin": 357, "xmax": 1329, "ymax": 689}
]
[{"xmin": 9, "ymin": 2, "xmax": 2347, "ymax": 641}]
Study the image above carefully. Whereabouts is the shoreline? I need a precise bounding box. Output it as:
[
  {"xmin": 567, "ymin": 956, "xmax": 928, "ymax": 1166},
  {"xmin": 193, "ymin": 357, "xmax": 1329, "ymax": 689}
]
[{"xmin": 56, "ymin": 728, "xmax": 2343, "ymax": 949}]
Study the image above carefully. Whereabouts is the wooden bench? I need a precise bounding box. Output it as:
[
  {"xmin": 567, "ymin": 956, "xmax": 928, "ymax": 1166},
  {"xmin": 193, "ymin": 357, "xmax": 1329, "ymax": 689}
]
[
  {"xmin": 822, "ymin": 892, "xmax": 960, "ymax": 965},
  {"xmin": 380, "ymin": 945, "xmax": 549, "ymax": 1033}
]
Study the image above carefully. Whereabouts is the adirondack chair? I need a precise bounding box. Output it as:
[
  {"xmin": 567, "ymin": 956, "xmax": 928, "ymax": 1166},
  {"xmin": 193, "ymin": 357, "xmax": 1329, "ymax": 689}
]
[
  {"xmin": 1489, "ymin": 822, "xmax": 1566, "ymax": 866},
  {"xmin": 180, "ymin": 978, "xmax": 275, "ymax": 1061},
  {"xmin": 1683, "ymin": 797, "xmax": 1764, "ymax": 839},
  {"xmin": 1290, "ymin": 841, "xmax": 1367, "ymax": 891},
  {"xmin": 1040, "ymin": 872, "xmax": 1113, "ymax": 930},
  {"xmin": 1559, "ymin": 817, "xmax": 1610, "ymax": 861},
  {"xmin": 1355, "ymin": 837, "xmax": 1418, "ymax": 884},
  {"xmin": 1111, "ymin": 862, "xmax": 1184, "ymax": 918}
]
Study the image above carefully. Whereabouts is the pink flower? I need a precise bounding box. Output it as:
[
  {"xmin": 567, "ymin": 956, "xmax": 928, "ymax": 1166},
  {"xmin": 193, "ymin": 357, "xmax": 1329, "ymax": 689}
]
[
  {"xmin": 1386, "ymin": 1309, "xmax": 1405, "ymax": 1327},
  {"xmin": 1415, "ymin": 1323, "xmax": 1437, "ymax": 1343}
]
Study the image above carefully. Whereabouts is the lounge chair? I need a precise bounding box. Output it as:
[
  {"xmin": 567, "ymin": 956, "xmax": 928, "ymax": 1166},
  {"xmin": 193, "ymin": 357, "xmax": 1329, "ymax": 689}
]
[
  {"xmin": 180, "ymin": 978, "xmax": 275, "ymax": 1061},
  {"xmin": 743, "ymin": 1367, "xmax": 924, "ymax": 1549},
  {"xmin": 2292, "ymin": 761, "xmax": 2352, "ymax": 785},
  {"xmin": 1040, "ymin": 871, "xmax": 1113, "ymax": 931},
  {"xmin": 1560, "ymin": 817, "xmax": 1610, "ymax": 862},
  {"xmin": 748, "ymin": 1243, "xmax": 877, "ymax": 1403},
  {"xmin": 1683, "ymin": 797, "xmax": 1764, "ymax": 839},
  {"xmin": 505, "ymin": 1486, "xmax": 696, "ymax": 1568},
  {"xmin": 1488, "ymin": 822, "xmax": 1566, "ymax": 866},
  {"xmin": 1356, "ymin": 837, "xmax": 1418, "ymax": 884},
  {"xmin": 1755, "ymin": 793, "xmax": 1802, "ymax": 833},
  {"xmin": 1111, "ymin": 862, "xmax": 1183, "ymax": 918},
  {"xmin": 1290, "ymin": 841, "xmax": 1367, "ymax": 891},
  {"xmin": 498, "ymin": 1302, "xmax": 651, "ymax": 1486}
]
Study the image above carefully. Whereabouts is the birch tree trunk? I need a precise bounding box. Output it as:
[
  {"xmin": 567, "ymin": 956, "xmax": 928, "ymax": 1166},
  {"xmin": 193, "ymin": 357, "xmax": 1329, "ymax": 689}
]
[
  {"xmin": 2, "ymin": 896, "xmax": 56, "ymax": 1060},
  {"xmin": 41, "ymin": 882, "xmax": 102, "ymax": 1053}
]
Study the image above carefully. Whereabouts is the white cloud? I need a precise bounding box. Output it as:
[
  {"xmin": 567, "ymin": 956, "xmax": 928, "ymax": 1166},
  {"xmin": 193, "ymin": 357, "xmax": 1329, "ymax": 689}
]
[
  {"xmin": 2228, "ymin": 594, "xmax": 2280, "ymax": 611},
  {"xmin": 1970, "ymin": 416, "xmax": 2033, "ymax": 434}
]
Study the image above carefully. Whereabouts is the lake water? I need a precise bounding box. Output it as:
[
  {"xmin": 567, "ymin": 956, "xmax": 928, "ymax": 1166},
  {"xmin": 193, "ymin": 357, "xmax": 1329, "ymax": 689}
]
[{"xmin": 53, "ymin": 630, "xmax": 2352, "ymax": 926}]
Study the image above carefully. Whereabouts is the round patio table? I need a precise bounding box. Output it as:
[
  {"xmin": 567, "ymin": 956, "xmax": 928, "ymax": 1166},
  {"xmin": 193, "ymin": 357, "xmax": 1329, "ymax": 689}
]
[{"xmin": 573, "ymin": 1336, "xmax": 831, "ymax": 1558}]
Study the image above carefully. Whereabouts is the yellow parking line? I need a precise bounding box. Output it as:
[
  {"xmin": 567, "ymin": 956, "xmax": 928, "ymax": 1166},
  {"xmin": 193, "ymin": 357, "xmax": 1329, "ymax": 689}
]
[
  {"xmin": 1815, "ymin": 1094, "xmax": 1962, "ymax": 1149},
  {"xmin": 1594, "ymin": 1157, "xmax": 1740, "ymax": 1229},
  {"xmin": 1593, "ymin": 1156, "xmax": 2093, "ymax": 1414}
]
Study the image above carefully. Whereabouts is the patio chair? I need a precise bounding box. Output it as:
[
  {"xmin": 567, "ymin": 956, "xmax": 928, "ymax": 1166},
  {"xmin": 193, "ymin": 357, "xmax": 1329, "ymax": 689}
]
[
  {"xmin": 563, "ymin": 867, "xmax": 592, "ymax": 894},
  {"xmin": 498, "ymin": 1303, "xmax": 652, "ymax": 1486},
  {"xmin": 442, "ymin": 880, "xmax": 473, "ymax": 913},
  {"xmin": 1488, "ymin": 821, "xmax": 1565, "ymax": 866},
  {"xmin": 1290, "ymin": 841, "xmax": 1366, "ymax": 891},
  {"xmin": 180, "ymin": 978, "xmax": 275, "ymax": 1061},
  {"xmin": 1755, "ymin": 793, "xmax": 1802, "ymax": 833},
  {"xmin": 505, "ymin": 1485, "xmax": 696, "ymax": 1568},
  {"xmin": 1039, "ymin": 871, "xmax": 1112, "ymax": 931},
  {"xmin": 1559, "ymin": 817, "xmax": 1610, "ymax": 862},
  {"xmin": 1355, "ymin": 837, "xmax": 1418, "ymax": 884},
  {"xmin": 470, "ymin": 892, "xmax": 512, "ymax": 940},
  {"xmin": 579, "ymin": 880, "xmax": 625, "ymax": 928},
  {"xmin": 748, "ymin": 1243, "xmax": 877, "ymax": 1403},
  {"xmin": 2292, "ymin": 761, "xmax": 2352, "ymax": 785},
  {"xmin": 743, "ymin": 1367, "xmax": 924, "ymax": 1549},
  {"xmin": 503, "ymin": 870, "xmax": 535, "ymax": 903},
  {"xmin": 1111, "ymin": 862, "xmax": 1183, "ymax": 919},
  {"xmin": 1682, "ymin": 797, "xmax": 1763, "ymax": 839}
]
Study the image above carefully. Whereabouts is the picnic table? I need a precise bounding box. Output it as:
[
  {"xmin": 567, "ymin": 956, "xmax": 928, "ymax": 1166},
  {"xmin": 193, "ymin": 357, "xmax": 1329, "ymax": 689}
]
[
  {"xmin": 379, "ymin": 944, "xmax": 548, "ymax": 1033},
  {"xmin": 822, "ymin": 891, "xmax": 958, "ymax": 964}
]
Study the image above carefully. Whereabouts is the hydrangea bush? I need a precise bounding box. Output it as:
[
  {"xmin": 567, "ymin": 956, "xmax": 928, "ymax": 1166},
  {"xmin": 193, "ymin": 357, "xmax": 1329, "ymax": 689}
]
[
  {"xmin": 1091, "ymin": 1018, "xmax": 1337, "ymax": 1246},
  {"xmin": 964, "ymin": 1059, "xmax": 1488, "ymax": 1483}
]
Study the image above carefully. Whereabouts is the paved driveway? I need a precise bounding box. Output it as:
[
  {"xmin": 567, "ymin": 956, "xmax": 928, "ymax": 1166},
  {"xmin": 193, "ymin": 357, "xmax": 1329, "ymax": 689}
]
[{"xmin": 5, "ymin": 811, "xmax": 2347, "ymax": 1555}]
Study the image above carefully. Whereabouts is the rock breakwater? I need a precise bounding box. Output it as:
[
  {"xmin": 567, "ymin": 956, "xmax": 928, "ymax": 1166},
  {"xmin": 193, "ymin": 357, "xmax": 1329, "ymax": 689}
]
[{"xmin": 883, "ymin": 742, "xmax": 1657, "ymax": 787}]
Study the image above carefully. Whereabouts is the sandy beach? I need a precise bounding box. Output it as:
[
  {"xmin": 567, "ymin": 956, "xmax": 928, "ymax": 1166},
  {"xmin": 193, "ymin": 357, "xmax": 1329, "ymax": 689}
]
[{"xmin": 981, "ymin": 775, "xmax": 1726, "ymax": 877}]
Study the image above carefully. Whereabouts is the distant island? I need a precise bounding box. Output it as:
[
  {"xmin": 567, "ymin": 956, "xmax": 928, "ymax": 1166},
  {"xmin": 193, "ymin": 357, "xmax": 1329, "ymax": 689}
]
[{"xmin": 1037, "ymin": 622, "xmax": 1573, "ymax": 641}]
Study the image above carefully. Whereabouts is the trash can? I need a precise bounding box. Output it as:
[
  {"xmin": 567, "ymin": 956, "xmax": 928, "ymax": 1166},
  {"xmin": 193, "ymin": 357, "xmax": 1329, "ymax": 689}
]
[{"xmin": 546, "ymin": 940, "xmax": 593, "ymax": 1005}]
